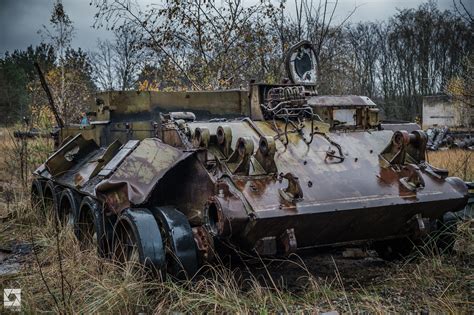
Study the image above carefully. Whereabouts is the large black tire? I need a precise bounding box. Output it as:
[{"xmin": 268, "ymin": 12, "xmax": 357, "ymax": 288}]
[
  {"xmin": 42, "ymin": 180, "xmax": 62, "ymax": 215},
  {"xmin": 150, "ymin": 206, "xmax": 199, "ymax": 279},
  {"xmin": 58, "ymin": 188, "xmax": 80, "ymax": 228},
  {"xmin": 436, "ymin": 212, "xmax": 459, "ymax": 252},
  {"xmin": 113, "ymin": 208, "xmax": 165, "ymax": 274},
  {"xmin": 31, "ymin": 178, "xmax": 44, "ymax": 210},
  {"xmin": 77, "ymin": 196, "xmax": 115, "ymax": 257}
]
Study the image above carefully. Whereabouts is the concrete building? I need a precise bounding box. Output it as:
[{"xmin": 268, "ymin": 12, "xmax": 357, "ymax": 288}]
[{"xmin": 422, "ymin": 95, "xmax": 473, "ymax": 129}]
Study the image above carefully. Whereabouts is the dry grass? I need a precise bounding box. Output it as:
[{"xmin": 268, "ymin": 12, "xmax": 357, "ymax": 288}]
[
  {"xmin": 428, "ymin": 149, "xmax": 473, "ymax": 181},
  {"xmin": 0, "ymin": 130, "xmax": 472, "ymax": 313}
]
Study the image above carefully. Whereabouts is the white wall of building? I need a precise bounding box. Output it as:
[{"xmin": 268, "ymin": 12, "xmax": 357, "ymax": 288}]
[{"xmin": 422, "ymin": 96, "xmax": 472, "ymax": 128}]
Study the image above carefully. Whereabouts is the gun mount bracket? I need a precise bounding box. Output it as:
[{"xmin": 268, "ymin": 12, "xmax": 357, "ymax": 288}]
[
  {"xmin": 278, "ymin": 172, "xmax": 304, "ymax": 203},
  {"xmin": 227, "ymin": 137, "xmax": 254, "ymax": 175}
]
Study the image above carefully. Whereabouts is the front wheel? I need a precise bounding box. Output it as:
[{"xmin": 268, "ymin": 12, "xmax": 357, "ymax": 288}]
[
  {"xmin": 435, "ymin": 212, "xmax": 460, "ymax": 253},
  {"xmin": 42, "ymin": 180, "xmax": 62, "ymax": 218},
  {"xmin": 113, "ymin": 208, "xmax": 166, "ymax": 275}
]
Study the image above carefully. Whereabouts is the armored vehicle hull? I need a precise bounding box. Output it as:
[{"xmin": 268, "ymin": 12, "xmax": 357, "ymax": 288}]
[{"xmin": 30, "ymin": 42, "xmax": 469, "ymax": 278}]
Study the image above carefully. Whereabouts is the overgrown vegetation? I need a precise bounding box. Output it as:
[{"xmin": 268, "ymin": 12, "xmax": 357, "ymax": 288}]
[
  {"xmin": 0, "ymin": 1, "xmax": 95, "ymax": 126},
  {"xmin": 0, "ymin": 1, "xmax": 472, "ymax": 312},
  {"xmin": 428, "ymin": 149, "xmax": 473, "ymax": 181},
  {"xmin": 0, "ymin": 132, "xmax": 472, "ymax": 313},
  {"xmin": 1, "ymin": 0, "xmax": 472, "ymax": 126}
]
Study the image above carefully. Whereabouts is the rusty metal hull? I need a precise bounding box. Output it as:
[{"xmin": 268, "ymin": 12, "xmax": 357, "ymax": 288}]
[
  {"xmin": 34, "ymin": 120, "xmax": 469, "ymax": 254},
  {"xmin": 186, "ymin": 122, "xmax": 468, "ymax": 251},
  {"xmin": 240, "ymin": 190, "xmax": 466, "ymax": 248},
  {"xmin": 30, "ymin": 40, "xmax": 468, "ymax": 274}
]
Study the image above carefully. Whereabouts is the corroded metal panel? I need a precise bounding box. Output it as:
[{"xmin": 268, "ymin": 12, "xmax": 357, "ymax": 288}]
[
  {"xmin": 98, "ymin": 140, "xmax": 139, "ymax": 177},
  {"xmin": 95, "ymin": 90, "xmax": 250, "ymax": 117},
  {"xmin": 96, "ymin": 138, "xmax": 193, "ymax": 213},
  {"xmin": 45, "ymin": 134, "xmax": 99, "ymax": 177},
  {"xmin": 187, "ymin": 118, "xmax": 467, "ymax": 251}
]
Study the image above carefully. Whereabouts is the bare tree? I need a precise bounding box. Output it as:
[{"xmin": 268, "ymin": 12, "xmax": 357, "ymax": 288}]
[
  {"xmin": 91, "ymin": 39, "xmax": 115, "ymax": 91},
  {"xmin": 453, "ymin": 0, "xmax": 473, "ymax": 24},
  {"xmin": 113, "ymin": 24, "xmax": 143, "ymax": 90},
  {"xmin": 445, "ymin": 53, "xmax": 474, "ymax": 129},
  {"xmin": 347, "ymin": 22, "xmax": 381, "ymax": 98},
  {"xmin": 40, "ymin": 0, "xmax": 74, "ymax": 124},
  {"xmin": 92, "ymin": 0, "xmax": 276, "ymax": 89},
  {"xmin": 90, "ymin": 25, "xmax": 143, "ymax": 91}
]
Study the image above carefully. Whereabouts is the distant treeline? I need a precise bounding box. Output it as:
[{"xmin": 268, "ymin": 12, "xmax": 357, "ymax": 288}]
[{"xmin": 0, "ymin": 0, "xmax": 472, "ymax": 126}]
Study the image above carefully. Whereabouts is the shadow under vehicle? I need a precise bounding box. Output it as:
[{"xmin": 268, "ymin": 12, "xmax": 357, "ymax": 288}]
[{"xmin": 31, "ymin": 41, "xmax": 469, "ymax": 278}]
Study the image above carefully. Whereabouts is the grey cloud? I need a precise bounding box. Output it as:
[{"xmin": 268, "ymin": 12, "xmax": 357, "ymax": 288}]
[
  {"xmin": 0, "ymin": 0, "xmax": 112, "ymax": 55},
  {"xmin": 0, "ymin": 0, "xmax": 466, "ymax": 56}
]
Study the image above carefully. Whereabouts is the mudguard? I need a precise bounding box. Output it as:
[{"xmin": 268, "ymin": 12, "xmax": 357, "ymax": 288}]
[{"xmin": 151, "ymin": 206, "xmax": 198, "ymax": 278}]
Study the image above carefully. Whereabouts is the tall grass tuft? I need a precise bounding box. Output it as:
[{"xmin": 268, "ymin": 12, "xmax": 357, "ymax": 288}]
[{"xmin": 428, "ymin": 149, "xmax": 473, "ymax": 181}]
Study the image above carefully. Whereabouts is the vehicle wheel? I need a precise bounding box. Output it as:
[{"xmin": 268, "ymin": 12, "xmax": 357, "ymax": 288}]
[
  {"xmin": 151, "ymin": 206, "xmax": 199, "ymax": 279},
  {"xmin": 77, "ymin": 196, "xmax": 115, "ymax": 257},
  {"xmin": 373, "ymin": 237, "xmax": 415, "ymax": 260},
  {"xmin": 42, "ymin": 180, "xmax": 62, "ymax": 217},
  {"xmin": 58, "ymin": 188, "xmax": 80, "ymax": 228},
  {"xmin": 31, "ymin": 179, "xmax": 44, "ymax": 210},
  {"xmin": 113, "ymin": 208, "xmax": 165, "ymax": 275},
  {"xmin": 436, "ymin": 212, "xmax": 459, "ymax": 252}
]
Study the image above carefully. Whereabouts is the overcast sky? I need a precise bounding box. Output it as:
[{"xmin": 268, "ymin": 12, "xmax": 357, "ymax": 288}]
[{"xmin": 0, "ymin": 0, "xmax": 469, "ymax": 55}]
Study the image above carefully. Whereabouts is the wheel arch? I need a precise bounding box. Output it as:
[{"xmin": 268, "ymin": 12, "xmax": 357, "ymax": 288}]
[{"xmin": 150, "ymin": 206, "xmax": 199, "ymax": 278}]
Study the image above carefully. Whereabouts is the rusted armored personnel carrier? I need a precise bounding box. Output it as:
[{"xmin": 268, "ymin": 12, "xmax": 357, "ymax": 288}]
[{"xmin": 31, "ymin": 42, "xmax": 469, "ymax": 278}]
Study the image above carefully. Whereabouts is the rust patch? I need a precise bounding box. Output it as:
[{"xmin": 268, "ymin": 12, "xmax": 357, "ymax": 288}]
[
  {"xmin": 96, "ymin": 138, "xmax": 193, "ymax": 213},
  {"xmin": 192, "ymin": 226, "xmax": 215, "ymax": 263}
]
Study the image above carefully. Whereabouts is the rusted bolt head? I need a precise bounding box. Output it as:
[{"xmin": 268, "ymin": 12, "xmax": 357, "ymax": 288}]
[{"xmin": 249, "ymin": 183, "xmax": 257, "ymax": 192}]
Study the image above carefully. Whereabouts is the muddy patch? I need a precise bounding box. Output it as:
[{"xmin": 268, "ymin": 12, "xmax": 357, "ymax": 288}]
[
  {"xmin": 214, "ymin": 246, "xmax": 393, "ymax": 292},
  {"xmin": 0, "ymin": 243, "xmax": 33, "ymax": 276}
]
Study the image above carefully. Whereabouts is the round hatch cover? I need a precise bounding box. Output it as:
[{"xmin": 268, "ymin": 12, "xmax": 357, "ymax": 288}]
[{"xmin": 286, "ymin": 41, "xmax": 317, "ymax": 85}]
